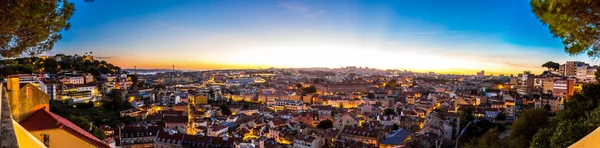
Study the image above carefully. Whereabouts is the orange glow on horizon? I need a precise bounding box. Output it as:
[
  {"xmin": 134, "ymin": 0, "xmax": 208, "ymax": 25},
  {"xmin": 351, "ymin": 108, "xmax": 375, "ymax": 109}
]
[{"xmin": 107, "ymin": 56, "xmax": 545, "ymax": 75}]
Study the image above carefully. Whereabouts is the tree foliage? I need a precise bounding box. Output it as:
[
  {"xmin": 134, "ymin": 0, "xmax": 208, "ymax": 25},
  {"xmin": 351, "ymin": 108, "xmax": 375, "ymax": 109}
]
[
  {"xmin": 596, "ymin": 66, "xmax": 600, "ymax": 82},
  {"xmin": 91, "ymin": 126, "xmax": 106, "ymax": 140},
  {"xmin": 303, "ymin": 86, "xmax": 317, "ymax": 94},
  {"xmin": 0, "ymin": 0, "xmax": 75, "ymax": 57},
  {"xmin": 509, "ymin": 108, "xmax": 548, "ymax": 147},
  {"xmin": 541, "ymin": 61, "xmax": 560, "ymax": 70},
  {"xmin": 391, "ymin": 123, "xmax": 400, "ymax": 131},
  {"xmin": 0, "ymin": 55, "xmax": 120, "ymax": 76},
  {"xmin": 67, "ymin": 115, "xmax": 91, "ymax": 131},
  {"xmin": 464, "ymin": 129, "xmax": 506, "ymax": 148},
  {"xmin": 383, "ymin": 108, "xmax": 396, "ymax": 116},
  {"xmin": 525, "ymin": 83, "xmax": 600, "ymax": 147},
  {"xmin": 531, "ymin": 0, "xmax": 600, "ymax": 58},
  {"xmin": 495, "ymin": 112, "xmax": 506, "ymax": 121},
  {"xmin": 220, "ymin": 104, "xmax": 232, "ymax": 116},
  {"xmin": 317, "ymin": 119, "xmax": 333, "ymax": 129},
  {"xmin": 531, "ymin": 100, "xmax": 600, "ymax": 148},
  {"xmin": 366, "ymin": 93, "xmax": 375, "ymax": 99}
]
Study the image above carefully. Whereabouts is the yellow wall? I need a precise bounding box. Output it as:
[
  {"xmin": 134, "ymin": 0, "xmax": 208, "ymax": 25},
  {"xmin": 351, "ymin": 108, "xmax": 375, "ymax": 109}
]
[
  {"xmin": 196, "ymin": 95, "xmax": 207, "ymax": 105},
  {"xmin": 29, "ymin": 128, "xmax": 98, "ymax": 148},
  {"xmin": 13, "ymin": 120, "xmax": 47, "ymax": 148},
  {"xmin": 7, "ymin": 80, "xmax": 50, "ymax": 122}
]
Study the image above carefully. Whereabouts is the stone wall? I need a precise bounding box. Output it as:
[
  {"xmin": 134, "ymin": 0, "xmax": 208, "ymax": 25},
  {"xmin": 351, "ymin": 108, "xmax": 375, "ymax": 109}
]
[{"xmin": 1, "ymin": 87, "xmax": 19, "ymax": 148}]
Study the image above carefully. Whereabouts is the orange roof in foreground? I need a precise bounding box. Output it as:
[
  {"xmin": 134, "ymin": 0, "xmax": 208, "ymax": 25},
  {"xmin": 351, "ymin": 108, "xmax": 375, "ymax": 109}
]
[{"xmin": 18, "ymin": 109, "xmax": 110, "ymax": 148}]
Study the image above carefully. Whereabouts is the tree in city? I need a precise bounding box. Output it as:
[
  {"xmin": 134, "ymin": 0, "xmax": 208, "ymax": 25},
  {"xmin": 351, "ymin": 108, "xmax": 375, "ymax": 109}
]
[
  {"xmin": 391, "ymin": 123, "xmax": 400, "ymax": 131},
  {"xmin": 544, "ymin": 104, "xmax": 552, "ymax": 112},
  {"xmin": 106, "ymin": 90, "xmax": 124, "ymax": 110},
  {"xmin": 531, "ymin": 99, "xmax": 600, "ymax": 147},
  {"xmin": 127, "ymin": 74, "xmax": 139, "ymax": 88},
  {"xmin": 509, "ymin": 108, "xmax": 549, "ymax": 147},
  {"xmin": 303, "ymin": 86, "xmax": 317, "ymax": 94},
  {"xmin": 530, "ymin": 127, "xmax": 553, "ymax": 148},
  {"xmin": 91, "ymin": 126, "xmax": 106, "ymax": 140},
  {"xmin": 366, "ymin": 93, "xmax": 375, "ymax": 99},
  {"xmin": 317, "ymin": 119, "xmax": 333, "ymax": 129},
  {"xmin": 241, "ymin": 103, "xmax": 250, "ymax": 110},
  {"xmin": 383, "ymin": 108, "xmax": 396, "ymax": 116},
  {"xmin": 43, "ymin": 58, "xmax": 60, "ymax": 74},
  {"xmin": 596, "ymin": 66, "xmax": 600, "ymax": 82},
  {"xmin": 459, "ymin": 106, "xmax": 476, "ymax": 123},
  {"xmin": 541, "ymin": 61, "xmax": 561, "ymax": 70},
  {"xmin": 531, "ymin": 0, "xmax": 600, "ymax": 58},
  {"xmin": 67, "ymin": 115, "xmax": 91, "ymax": 131},
  {"xmin": 495, "ymin": 112, "xmax": 506, "ymax": 121},
  {"xmin": 385, "ymin": 80, "xmax": 398, "ymax": 88},
  {"xmin": 0, "ymin": 0, "xmax": 75, "ymax": 57},
  {"xmin": 464, "ymin": 129, "xmax": 506, "ymax": 148},
  {"xmin": 220, "ymin": 104, "xmax": 232, "ymax": 116}
]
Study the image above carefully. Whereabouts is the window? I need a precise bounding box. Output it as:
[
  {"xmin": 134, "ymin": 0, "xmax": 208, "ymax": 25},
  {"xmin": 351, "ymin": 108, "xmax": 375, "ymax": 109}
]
[
  {"xmin": 42, "ymin": 134, "xmax": 50, "ymax": 147},
  {"xmin": 27, "ymin": 87, "xmax": 33, "ymax": 97}
]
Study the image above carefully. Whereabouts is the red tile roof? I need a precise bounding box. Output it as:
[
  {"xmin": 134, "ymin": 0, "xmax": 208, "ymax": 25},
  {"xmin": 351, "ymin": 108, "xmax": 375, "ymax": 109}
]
[{"xmin": 19, "ymin": 109, "xmax": 110, "ymax": 148}]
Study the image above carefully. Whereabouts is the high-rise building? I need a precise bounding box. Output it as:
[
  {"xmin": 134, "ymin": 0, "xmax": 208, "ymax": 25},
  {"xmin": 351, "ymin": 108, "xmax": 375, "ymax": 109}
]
[
  {"xmin": 561, "ymin": 61, "xmax": 585, "ymax": 77},
  {"xmin": 553, "ymin": 78, "xmax": 576, "ymax": 98}
]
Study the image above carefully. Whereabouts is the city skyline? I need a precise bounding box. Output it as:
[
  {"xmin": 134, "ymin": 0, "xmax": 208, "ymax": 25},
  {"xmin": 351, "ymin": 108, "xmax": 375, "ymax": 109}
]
[{"xmin": 51, "ymin": 0, "xmax": 591, "ymax": 75}]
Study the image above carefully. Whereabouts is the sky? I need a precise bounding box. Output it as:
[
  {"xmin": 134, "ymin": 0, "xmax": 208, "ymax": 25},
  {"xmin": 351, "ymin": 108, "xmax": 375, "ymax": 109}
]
[{"xmin": 52, "ymin": 0, "xmax": 592, "ymax": 75}]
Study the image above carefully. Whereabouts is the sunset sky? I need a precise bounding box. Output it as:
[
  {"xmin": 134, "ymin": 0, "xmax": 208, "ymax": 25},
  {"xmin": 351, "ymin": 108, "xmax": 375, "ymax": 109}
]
[{"xmin": 52, "ymin": 0, "xmax": 591, "ymax": 75}]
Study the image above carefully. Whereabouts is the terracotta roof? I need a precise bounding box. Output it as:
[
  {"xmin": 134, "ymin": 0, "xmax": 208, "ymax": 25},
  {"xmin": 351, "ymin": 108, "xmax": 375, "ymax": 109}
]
[
  {"xmin": 19, "ymin": 109, "xmax": 110, "ymax": 148},
  {"xmin": 156, "ymin": 131, "xmax": 184, "ymax": 144},
  {"xmin": 295, "ymin": 135, "xmax": 316, "ymax": 143},
  {"xmin": 325, "ymin": 129, "xmax": 340, "ymax": 139},
  {"xmin": 210, "ymin": 124, "xmax": 228, "ymax": 132},
  {"xmin": 164, "ymin": 116, "xmax": 188, "ymax": 123},
  {"xmin": 341, "ymin": 125, "xmax": 381, "ymax": 138},
  {"xmin": 270, "ymin": 118, "xmax": 287, "ymax": 126}
]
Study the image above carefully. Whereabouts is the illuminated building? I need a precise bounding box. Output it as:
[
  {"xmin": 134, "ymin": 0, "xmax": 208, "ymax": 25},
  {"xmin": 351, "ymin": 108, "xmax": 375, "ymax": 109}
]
[
  {"xmin": 118, "ymin": 126, "xmax": 160, "ymax": 147},
  {"xmin": 314, "ymin": 82, "xmax": 374, "ymax": 95},
  {"xmin": 339, "ymin": 125, "xmax": 382, "ymax": 146}
]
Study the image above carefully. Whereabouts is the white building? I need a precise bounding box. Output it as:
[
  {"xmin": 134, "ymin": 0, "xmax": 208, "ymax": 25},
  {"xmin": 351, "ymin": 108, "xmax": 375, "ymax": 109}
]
[
  {"xmin": 293, "ymin": 135, "xmax": 320, "ymax": 148},
  {"xmin": 68, "ymin": 76, "xmax": 85, "ymax": 84},
  {"xmin": 208, "ymin": 124, "xmax": 229, "ymax": 137}
]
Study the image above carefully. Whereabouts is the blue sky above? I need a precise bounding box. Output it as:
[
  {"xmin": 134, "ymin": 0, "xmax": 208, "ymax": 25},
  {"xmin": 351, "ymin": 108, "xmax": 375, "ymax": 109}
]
[{"xmin": 52, "ymin": 0, "xmax": 590, "ymax": 75}]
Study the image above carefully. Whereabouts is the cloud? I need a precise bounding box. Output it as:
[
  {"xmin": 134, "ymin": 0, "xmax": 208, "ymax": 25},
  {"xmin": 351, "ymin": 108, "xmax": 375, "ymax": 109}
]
[
  {"xmin": 305, "ymin": 10, "xmax": 325, "ymax": 19},
  {"xmin": 503, "ymin": 62, "xmax": 539, "ymax": 69},
  {"xmin": 278, "ymin": 2, "xmax": 309, "ymax": 13},
  {"xmin": 95, "ymin": 56, "xmax": 117, "ymax": 60},
  {"xmin": 278, "ymin": 1, "xmax": 325, "ymax": 19}
]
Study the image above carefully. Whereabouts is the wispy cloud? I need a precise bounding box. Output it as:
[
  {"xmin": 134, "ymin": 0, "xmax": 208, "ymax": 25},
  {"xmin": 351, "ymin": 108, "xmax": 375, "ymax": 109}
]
[
  {"xmin": 278, "ymin": 1, "xmax": 325, "ymax": 19},
  {"xmin": 278, "ymin": 2, "xmax": 309, "ymax": 13},
  {"xmin": 305, "ymin": 10, "xmax": 325, "ymax": 19},
  {"xmin": 95, "ymin": 56, "xmax": 117, "ymax": 60},
  {"xmin": 503, "ymin": 62, "xmax": 539, "ymax": 69}
]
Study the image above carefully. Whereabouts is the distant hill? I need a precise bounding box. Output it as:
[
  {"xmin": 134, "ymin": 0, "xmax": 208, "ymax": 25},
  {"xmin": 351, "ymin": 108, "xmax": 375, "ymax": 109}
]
[{"xmin": 0, "ymin": 54, "xmax": 121, "ymax": 77}]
